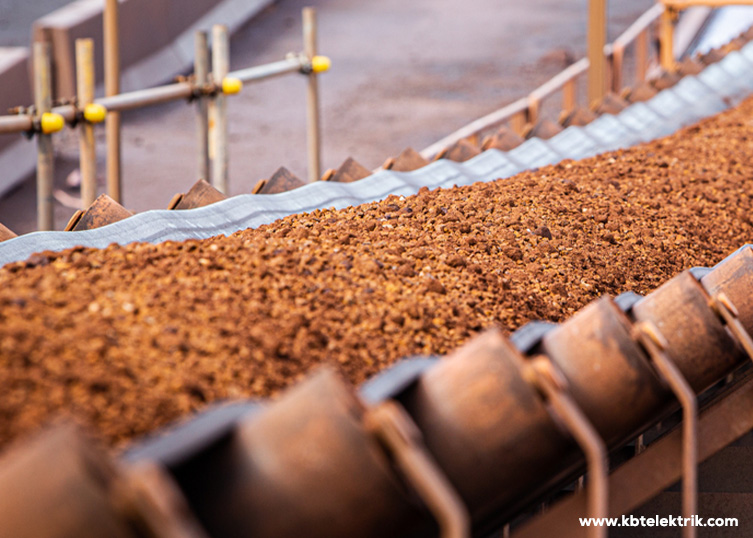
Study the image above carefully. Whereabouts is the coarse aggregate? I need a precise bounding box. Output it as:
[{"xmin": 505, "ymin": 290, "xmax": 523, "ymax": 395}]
[{"xmin": 2, "ymin": 97, "xmax": 753, "ymax": 449}]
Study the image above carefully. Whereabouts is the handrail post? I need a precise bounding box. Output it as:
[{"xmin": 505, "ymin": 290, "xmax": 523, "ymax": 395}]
[
  {"xmin": 33, "ymin": 42, "xmax": 55, "ymax": 231},
  {"xmin": 562, "ymin": 78, "xmax": 577, "ymax": 114},
  {"xmin": 76, "ymin": 38, "xmax": 97, "ymax": 209},
  {"xmin": 636, "ymin": 28, "xmax": 649, "ymax": 83},
  {"xmin": 104, "ymin": 0, "xmax": 122, "ymax": 203},
  {"xmin": 611, "ymin": 44, "xmax": 624, "ymax": 94},
  {"xmin": 209, "ymin": 24, "xmax": 229, "ymax": 194},
  {"xmin": 195, "ymin": 31, "xmax": 210, "ymax": 182},
  {"xmin": 660, "ymin": 6, "xmax": 677, "ymax": 72},
  {"xmin": 587, "ymin": 0, "xmax": 607, "ymax": 107},
  {"xmin": 526, "ymin": 96, "xmax": 540, "ymax": 127},
  {"xmin": 510, "ymin": 111, "xmax": 526, "ymax": 137},
  {"xmin": 303, "ymin": 7, "xmax": 322, "ymax": 183}
]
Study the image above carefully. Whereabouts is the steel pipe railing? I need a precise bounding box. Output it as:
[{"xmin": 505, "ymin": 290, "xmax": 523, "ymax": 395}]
[
  {"xmin": 421, "ymin": 1, "xmax": 684, "ymax": 160},
  {"xmin": 104, "ymin": 0, "xmax": 122, "ymax": 203},
  {"xmin": 230, "ymin": 55, "xmax": 307, "ymax": 85},
  {"xmin": 0, "ymin": 5, "xmax": 329, "ymax": 231},
  {"xmin": 33, "ymin": 42, "xmax": 54, "ymax": 231}
]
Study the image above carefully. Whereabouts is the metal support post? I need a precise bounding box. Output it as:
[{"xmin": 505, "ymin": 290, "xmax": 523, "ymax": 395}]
[
  {"xmin": 104, "ymin": 0, "xmax": 122, "ymax": 203},
  {"xmin": 562, "ymin": 78, "xmax": 576, "ymax": 114},
  {"xmin": 510, "ymin": 111, "xmax": 526, "ymax": 136},
  {"xmin": 209, "ymin": 25, "xmax": 229, "ymax": 194},
  {"xmin": 33, "ymin": 42, "xmax": 55, "ymax": 231},
  {"xmin": 611, "ymin": 46, "xmax": 624, "ymax": 94},
  {"xmin": 76, "ymin": 38, "xmax": 97, "ymax": 208},
  {"xmin": 636, "ymin": 29, "xmax": 649, "ymax": 82},
  {"xmin": 587, "ymin": 0, "xmax": 607, "ymax": 107},
  {"xmin": 303, "ymin": 7, "xmax": 322, "ymax": 183},
  {"xmin": 195, "ymin": 31, "xmax": 210, "ymax": 182},
  {"xmin": 660, "ymin": 7, "xmax": 677, "ymax": 72},
  {"xmin": 526, "ymin": 97, "xmax": 539, "ymax": 127}
]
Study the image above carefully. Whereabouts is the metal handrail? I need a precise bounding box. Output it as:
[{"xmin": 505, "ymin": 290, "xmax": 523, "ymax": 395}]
[
  {"xmin": 0, "ymin": 56, "xmax": 313, "ymax": 134},
  {"xmin": 664, "ymin": 0, "xmax": 753, "ymax": 7},
  {"xmin": 421, "ymin": 3, "xmax": 668, "ymax": 160},
  {"xmin": 419, "ymin": 98, "xmax": 529, "ymax": 160},
  {"xmin": 0, "ymin": 4, "xmax": 329, "ymax": 231},
  {"xmin": 529, "ymin": 58, "xmax": 590, "ymax": 103},
  {"xmin": 614, "ymin": 3, "xmax": 666, "ymax": 50}
]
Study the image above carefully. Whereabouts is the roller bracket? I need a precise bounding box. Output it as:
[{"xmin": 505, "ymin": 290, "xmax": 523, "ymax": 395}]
[
  {"xmin": 710, "ymin": 292, "xmax": 753, "ymax": 360},
  {"xmin": 632, "ymin": 321, "xmax": 697, "ymax": 538},
  {"xmin": 366, "ymin": 401, "xmax": 470, "ymax": 538},
  {"xmin": 522, "ymin": 355, "xmax": 608, "ymax": 538}
]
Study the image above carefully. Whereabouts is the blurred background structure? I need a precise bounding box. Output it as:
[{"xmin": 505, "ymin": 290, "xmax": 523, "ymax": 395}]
[{"xmin": 0, "ymin": 0, "xmax": 660, "ymax": 233}]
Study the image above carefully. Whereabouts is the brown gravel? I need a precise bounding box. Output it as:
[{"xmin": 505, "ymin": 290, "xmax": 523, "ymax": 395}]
[{"xmin": 2, "ymin": 97, "xmax": 753, "ymax": 449}]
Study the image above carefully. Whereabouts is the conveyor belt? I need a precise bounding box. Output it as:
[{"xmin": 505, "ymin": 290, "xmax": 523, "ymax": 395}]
[
  {"xmin": 2, "ymin": 41, "xmax": 753, "ymax": 267},
  {"xmin": 2, "ymin": 244, "xmax": 753, "ymax": 537}
]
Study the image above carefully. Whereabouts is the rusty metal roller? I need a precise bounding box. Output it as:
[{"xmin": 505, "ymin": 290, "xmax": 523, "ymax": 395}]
[
  {"xmin": 701, "ymin": 246, "xmax": 753, "ymax": 331},
  {"xmin": 559, "ymin": 107, "xmax": 598, "ymax": 127},
  {"xmin": 700, "ymin": 47, "xmax": 725, "ymax": 65},
  {"xmin": 383, "ymin": 147, "xmax": 430, "ymax": 172},
  {"xmin": 538, "ymin": 296, "xmax": 670, "ymax": 445},
  {"xmin": 593, "ymin": 92, "xmax": 629, "ymax": 115},
  {"xmin": 623, "ymin": 81, "xmax": 657, "ymax": 104},
  {"xmin": 523, "ymin": 119, "xmax": 563, "ymax": 140},
  {"xmin": 175, "ymin": 368, "xmax": 436, "ymax": 538},
  {"xmin": 396, "ymin": 330, "xmax": 579, "ymax": 528},
  {"xmin": 64, "ymin": 194, "xmax": 133, "ymax": 232},
  {"xmin": 676, "ymin": 57, "xmax": 704, "ymax": 76},
  {"xmin": 0, "ymin": 222, "xmax": 16, "ymax": 242},
  {"xmin": 651, "ymin": 71, "xmax": 683, "ymax": 92},
  {"xmin": 481, "ymin": 127, "xmax": 524, "ymax": 151},
  {"xmin": 630, "ymin": 270, "xmax": 747, "ymax": 394},
  {"xmin": 321, "ymin": 157, "xmax": 371, "ymax": 183},
  {"xmin": 167, "ymin": 179, "xmax": 226, "ymax": 210},
  {"xmin": 434, "ymin": 139, "xmax": 481, "ymax": 163},
  {"xmin": 0, "ymin": 424, "xmax": 142, "ymax": 538},
  {"xmin": 0, "ymin": 424, "xmax": 210, "ymax": 538},
  {"xmin": 252, "ymin": 167, "xmax": 306, "ymax": 195}
]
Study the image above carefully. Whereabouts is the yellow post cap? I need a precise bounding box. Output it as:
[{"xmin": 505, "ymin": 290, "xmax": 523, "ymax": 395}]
[
  {"xmin": 40, "ymin": 112, "xmax": 65, "ymax": 134},
  {"xmin": 222, "ymin": 77, "xmax": 243, "ymax": 95},
  {"xmin": 311, "ymin": 55, "xmax": 331, "ymax": 74},
  {"xmin": 83, "ymin": 103, "xmax": 107, "ymax": 123}
]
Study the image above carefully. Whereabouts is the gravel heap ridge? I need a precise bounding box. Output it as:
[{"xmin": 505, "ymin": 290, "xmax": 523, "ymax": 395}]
[{"xmin": 2, "ymin": 97, "xmax": 753, "ymax": 449}]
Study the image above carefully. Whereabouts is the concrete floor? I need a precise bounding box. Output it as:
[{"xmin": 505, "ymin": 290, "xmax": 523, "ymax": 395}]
[
  {"xmin": 0, "ymin": 0, "xmax": 654, "ymax": 233},
  {"xmin": 0, "ymin": 0, "xmax": 71, "ymax": 46}
]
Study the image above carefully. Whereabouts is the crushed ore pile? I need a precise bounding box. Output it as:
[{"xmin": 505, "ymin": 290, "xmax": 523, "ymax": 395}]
[{"xmin": 2, "ymin": 97, "xmax": 753, "ymax": 449}]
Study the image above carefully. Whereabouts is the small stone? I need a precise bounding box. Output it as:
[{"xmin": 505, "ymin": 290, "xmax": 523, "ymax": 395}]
[
  {"xmin": 424, "ymin": 278, "xmax": 447, "ymax": 294},
  {"xmin": 533, "ymin": 226, "xmax": 553, "ymax": 240},
  {"xmin": 447, "ymin": 255, "xmax": 467, "ymax": 268}
]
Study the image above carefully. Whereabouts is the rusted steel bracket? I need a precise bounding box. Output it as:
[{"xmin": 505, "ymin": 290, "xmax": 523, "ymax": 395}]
[
  {"xmin": 64, "ymin": 194, "xmax": 133, "ymax": 231},
  {"xmin": 632, "ymin": 321, "xmax": 697, "ymax": 538},
  {"xmin": 512, "ymin": 370, "xmax": 753, "ymax": 538},
  {"xmin": 521, "ymin": 356, "xmax": 608, "ymax": 538},
  {"xmin": 113, "ymin": 462, "xmax": 211, "ymax": 538},
  {"xmin": 709, "ymin": 292, "xmax": 753, "ymax": 360},
  {"xmin": 365, "ymin": 401, "xmax": 471, "ymax": 538}
]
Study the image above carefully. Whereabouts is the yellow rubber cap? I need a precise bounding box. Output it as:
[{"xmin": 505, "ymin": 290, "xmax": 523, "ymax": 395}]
[
  {"xmin": 311, "ymin": 55, "xmax": 331, "ymax": 74},
  {"xmin": 40, "ymin": 112, "xmax": 65, "ymax": 134},
  {"xmin": 222, "ymin": 77, "xmax": 243, "ymax": 95},
  {"xmin": 83, "ymin": 103, "xmax": 107, "ymax": 124}
]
